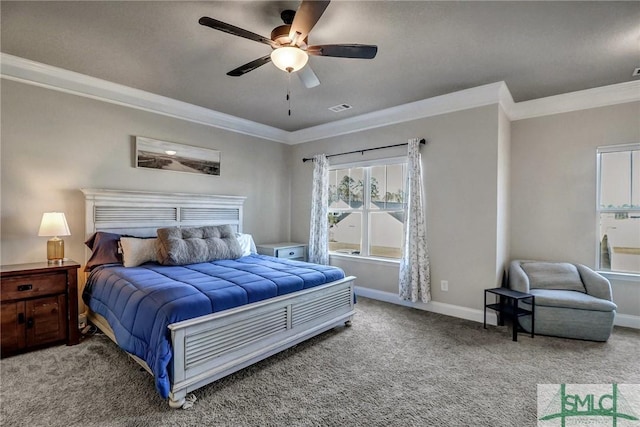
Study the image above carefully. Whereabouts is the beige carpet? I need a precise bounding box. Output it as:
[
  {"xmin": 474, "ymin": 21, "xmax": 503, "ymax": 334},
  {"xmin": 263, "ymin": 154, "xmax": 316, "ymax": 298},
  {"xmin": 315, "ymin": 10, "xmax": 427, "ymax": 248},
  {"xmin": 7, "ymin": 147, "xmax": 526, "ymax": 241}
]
[{"xmin": 1, "ymin": 297, "xmax": 638, "ymax": 426}]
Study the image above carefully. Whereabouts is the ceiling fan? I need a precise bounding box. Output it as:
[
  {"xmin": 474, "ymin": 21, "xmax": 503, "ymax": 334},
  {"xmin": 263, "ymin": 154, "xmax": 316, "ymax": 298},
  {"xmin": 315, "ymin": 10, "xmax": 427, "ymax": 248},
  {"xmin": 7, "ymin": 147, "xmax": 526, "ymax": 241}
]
[{"xmin": 199, "ymin": 0, "xmax": 378, "ymax": 88}]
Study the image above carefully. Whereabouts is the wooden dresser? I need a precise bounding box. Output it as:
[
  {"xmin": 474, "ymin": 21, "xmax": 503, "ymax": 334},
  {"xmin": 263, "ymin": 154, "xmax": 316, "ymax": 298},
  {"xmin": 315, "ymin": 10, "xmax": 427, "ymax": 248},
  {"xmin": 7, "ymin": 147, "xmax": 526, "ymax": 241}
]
[{"xmin": 1, "ymin": 260, "xmax": 80, "ymax": 357}]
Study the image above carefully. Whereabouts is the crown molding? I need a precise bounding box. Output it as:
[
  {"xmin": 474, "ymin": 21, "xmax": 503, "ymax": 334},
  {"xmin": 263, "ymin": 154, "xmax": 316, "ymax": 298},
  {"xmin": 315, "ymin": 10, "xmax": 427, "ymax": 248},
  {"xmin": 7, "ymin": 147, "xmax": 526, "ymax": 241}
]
[
  {"xmin": 509, "ymin": 80, "xmax": 640, "ymax": 121},
  {"xmin": 2, "ymin": 53, "xmax": 638, "ymax": 145},
  {"xmin": 289, "ymin": 81, "xmax": 509, "ymax": 144},
  {"xmin": 0, "ymin": 53, "xmax": 289, "ymax": 143}
]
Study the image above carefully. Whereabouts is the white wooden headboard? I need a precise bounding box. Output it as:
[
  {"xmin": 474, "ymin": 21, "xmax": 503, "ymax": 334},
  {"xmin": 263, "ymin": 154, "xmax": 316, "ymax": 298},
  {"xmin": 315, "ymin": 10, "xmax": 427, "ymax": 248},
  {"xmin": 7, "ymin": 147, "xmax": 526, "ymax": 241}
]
[{"xmin": 82, "ymin": 189, "xmax": 246, "ymax": 238}]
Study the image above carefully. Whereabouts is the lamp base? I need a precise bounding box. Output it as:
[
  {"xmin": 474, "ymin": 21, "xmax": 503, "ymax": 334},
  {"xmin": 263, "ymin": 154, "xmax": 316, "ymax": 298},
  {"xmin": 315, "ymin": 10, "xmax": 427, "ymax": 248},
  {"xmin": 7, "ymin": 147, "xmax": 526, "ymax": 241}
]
[{"xmin": 46, "ymin": 237, "xmax": 65, "ymax": 264}]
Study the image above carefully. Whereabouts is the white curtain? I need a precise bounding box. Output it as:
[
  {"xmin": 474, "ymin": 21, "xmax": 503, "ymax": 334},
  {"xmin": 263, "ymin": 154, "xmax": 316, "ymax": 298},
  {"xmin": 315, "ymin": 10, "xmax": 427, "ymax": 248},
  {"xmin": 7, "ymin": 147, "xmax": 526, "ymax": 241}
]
[
  {"xmin": 399, "ymin": 138, "xmax": 431, "ymax": 302},
  {"xmin": 308, "ymin": 154, "xmax": 329, "ymax": 265}
]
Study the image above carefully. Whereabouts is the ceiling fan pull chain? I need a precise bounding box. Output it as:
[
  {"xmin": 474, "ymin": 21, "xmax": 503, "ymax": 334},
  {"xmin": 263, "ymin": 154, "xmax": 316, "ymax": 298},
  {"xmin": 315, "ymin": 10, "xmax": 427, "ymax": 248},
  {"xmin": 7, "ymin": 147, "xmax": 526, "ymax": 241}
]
[{"xmin": 287, "ymin": 72, "xmax": 292, "ymax": 116}]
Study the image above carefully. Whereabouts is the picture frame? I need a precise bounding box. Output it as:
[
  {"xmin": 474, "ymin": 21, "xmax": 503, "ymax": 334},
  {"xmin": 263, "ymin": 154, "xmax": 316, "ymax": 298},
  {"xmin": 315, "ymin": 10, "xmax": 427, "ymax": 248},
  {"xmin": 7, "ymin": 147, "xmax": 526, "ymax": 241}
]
[{"xmin": 135, "ymin": 136, "xmax": 221, "ymax": 176}]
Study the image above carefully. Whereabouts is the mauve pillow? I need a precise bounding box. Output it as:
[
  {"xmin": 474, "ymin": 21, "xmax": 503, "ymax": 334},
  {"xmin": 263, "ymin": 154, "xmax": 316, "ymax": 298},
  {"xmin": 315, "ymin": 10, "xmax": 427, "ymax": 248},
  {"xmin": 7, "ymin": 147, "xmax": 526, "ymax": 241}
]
[{"xmin": 84, "ymin": 231, "xmax": 122, "ymax": 271}]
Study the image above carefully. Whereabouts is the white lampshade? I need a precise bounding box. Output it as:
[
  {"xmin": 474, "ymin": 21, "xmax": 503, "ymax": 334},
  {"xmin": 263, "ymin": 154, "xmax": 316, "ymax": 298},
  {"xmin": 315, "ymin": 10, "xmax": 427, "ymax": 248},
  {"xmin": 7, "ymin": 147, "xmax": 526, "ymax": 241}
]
[
  {"xmin": 38, "ymin": 212, "xmax": 70, "ymax": 264},
  {"xmin": 38, "ymin": 212, "xmax": 71, "ymax": 237},
  {"xmin": 270, "ymin": 47, "xmax": 309, "ymax": 73}
]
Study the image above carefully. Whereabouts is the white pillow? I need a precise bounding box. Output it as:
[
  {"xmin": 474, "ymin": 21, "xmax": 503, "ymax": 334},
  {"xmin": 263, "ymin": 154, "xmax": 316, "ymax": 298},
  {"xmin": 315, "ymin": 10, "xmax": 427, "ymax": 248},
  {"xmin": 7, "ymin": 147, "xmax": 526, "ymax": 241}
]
[
  {"xmin": 235, "ymin": 233, "xmax": 257, "ymax": 257},
  {"xmin": 120, "ymin": 237, "xmax": 158, "ymax": 267}
]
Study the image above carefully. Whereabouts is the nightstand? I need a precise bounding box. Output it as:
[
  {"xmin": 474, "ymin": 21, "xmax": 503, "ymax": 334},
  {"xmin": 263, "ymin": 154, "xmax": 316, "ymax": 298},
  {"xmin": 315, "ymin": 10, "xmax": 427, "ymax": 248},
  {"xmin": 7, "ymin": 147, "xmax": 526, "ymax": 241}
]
[
  {"xmin": 256, "ymin": 242, "xmax": 308, "ymax": 261},
  {"xmin": 1, "ymin": 260, "xmax": 80, "ymax": 356}
]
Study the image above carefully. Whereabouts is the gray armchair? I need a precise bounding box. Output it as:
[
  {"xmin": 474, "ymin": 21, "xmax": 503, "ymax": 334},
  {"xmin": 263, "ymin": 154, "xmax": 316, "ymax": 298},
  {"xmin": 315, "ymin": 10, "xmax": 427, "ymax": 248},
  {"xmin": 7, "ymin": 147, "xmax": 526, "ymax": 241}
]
[{"xmin": 509, "ymin": 260, "xmax": 617, "ymax": 341}]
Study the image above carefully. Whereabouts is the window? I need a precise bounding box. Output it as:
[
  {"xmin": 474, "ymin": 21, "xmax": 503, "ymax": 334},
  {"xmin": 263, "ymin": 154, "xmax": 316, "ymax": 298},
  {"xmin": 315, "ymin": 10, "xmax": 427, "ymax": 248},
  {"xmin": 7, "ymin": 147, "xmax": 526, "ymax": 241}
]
[
  {"xmin": 328, "ymin": 159, "xmax": 407, "ymax": 259},
  {"xmin": 597, "ymin": 143, "xmax": 640, "ymax": 274}
]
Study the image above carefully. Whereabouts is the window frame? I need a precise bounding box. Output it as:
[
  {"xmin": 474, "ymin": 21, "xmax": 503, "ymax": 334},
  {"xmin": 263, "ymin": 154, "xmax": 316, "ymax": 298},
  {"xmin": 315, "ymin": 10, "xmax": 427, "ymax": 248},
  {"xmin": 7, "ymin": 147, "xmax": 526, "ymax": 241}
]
[
  {"xmin": 596, "ymin": 143, "xmax": 640, "ymax": 276},
  {"xmin": 328, "ymin": 156, "xmax": 407, "ymax": 260}
]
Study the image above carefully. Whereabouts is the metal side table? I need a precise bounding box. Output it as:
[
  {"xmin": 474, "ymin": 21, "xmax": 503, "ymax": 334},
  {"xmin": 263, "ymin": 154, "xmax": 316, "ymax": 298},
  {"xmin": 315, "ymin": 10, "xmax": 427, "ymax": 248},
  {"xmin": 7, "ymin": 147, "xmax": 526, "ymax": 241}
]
[{"xmin": 484, "ymin": 287, "xmax": 535, "ymax": 342}]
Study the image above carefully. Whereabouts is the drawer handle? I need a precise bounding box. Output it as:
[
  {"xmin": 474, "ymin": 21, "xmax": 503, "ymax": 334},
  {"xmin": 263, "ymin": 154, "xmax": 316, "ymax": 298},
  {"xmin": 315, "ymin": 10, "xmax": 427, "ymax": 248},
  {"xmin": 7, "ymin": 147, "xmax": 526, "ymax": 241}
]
[
  {"xmin": 17, "ymin": 284, "xmax": 33, "ymax": 292},
  {"xmin": 26, "ymin": 317, "xmax": 34, "ymax": 329},
  {"xmin": 289, "ymin": 251, "xmax": 295, "ymax": 256},
  {"xmin": 17, "ymin": 313, "xmax": 25, "ymax": 324}
]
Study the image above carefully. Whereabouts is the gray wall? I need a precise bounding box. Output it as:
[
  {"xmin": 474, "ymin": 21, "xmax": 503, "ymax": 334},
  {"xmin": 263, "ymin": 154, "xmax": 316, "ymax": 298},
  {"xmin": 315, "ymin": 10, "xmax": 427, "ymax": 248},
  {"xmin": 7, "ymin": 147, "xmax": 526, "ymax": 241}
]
[
  {"xmin": 289, "ymin": 105, "xmax": 506, "ymax": 311},
  {"xmin": 510, "ymin": 101, "xmax": 640, "ymax": 316},
  {"xmin": 1, "ymin": 80, "xmax": 291, "ymax": 267},
  {"xmin": 2, "ymin": 78, "xmax": 638, "ymax": 320}
]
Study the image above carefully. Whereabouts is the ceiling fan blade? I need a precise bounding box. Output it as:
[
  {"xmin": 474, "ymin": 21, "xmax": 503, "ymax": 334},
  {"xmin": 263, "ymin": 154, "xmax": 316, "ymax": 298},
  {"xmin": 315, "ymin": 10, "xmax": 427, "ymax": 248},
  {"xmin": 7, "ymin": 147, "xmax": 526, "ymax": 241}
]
[
  {"xmin": 298, "ymin": 65, "xmax": 320, "ymax": 88},
  {"xmin": 199, "ymin": 17, "xmax": 278, "ymax": 48},
  {"xmin": 307, "ymin": 44, "xmax": 378, "ymax": 59},
  {"xmin": 227, "ymin": 55, "xmax": 272, "ymax": 77},
  {"xmin": 289, "ymin": 0, "xmax": 330, "ymax": 46}
]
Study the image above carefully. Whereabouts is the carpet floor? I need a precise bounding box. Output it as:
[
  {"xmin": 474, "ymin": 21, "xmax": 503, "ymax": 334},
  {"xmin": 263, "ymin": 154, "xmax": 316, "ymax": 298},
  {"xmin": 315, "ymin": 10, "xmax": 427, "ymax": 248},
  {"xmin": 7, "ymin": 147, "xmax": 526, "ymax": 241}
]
[{"xmin": 1, "ymin": 297, "xmax": 638, "ymax": 426}]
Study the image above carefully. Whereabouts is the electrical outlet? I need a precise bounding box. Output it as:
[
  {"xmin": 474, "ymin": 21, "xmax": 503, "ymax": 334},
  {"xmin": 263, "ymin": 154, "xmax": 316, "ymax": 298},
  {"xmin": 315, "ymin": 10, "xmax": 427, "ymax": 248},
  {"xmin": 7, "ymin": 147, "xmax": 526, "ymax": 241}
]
[{"xmin": 440, "ymin": 280, "xmax": 449, "ymax": 292}]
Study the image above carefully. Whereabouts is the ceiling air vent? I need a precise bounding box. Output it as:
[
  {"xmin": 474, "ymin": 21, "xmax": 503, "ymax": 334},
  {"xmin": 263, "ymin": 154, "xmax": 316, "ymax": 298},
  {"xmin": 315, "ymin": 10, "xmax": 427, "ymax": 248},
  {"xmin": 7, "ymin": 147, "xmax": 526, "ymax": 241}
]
[
  {"xmin": 633, "ymin": 68, "xmax": 640, "ymax": 77},
  {"xmin": 328, "ymin": 103, "xmax": 352, "ymax": 113}
]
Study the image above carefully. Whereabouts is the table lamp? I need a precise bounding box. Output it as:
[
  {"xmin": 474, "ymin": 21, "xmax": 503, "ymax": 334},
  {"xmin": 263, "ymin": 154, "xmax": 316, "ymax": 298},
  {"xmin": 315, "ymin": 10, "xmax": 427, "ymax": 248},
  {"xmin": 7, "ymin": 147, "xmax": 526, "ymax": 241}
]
[{"xmin": 38, "ymin": 212, "xmax": 71, "ymax": 264}]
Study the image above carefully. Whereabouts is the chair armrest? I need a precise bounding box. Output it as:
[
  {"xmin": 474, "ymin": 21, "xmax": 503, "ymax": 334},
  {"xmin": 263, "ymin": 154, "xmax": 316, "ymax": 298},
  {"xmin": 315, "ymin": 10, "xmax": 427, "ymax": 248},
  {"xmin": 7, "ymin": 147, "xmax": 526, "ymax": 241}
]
[
  {"xmin": 508, "ymin": 260, "xmax": 530, "ymax": 293},
  {"xmin": 576, "ymin": 264, "xmax": 613, "ymax": 301}
]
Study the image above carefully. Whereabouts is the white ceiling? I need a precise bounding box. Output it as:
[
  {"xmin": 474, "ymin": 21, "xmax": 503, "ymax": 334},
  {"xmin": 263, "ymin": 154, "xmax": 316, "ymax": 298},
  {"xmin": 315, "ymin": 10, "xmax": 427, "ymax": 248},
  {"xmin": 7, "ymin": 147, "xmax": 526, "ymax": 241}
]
[{"xmin": 2, "ymin": 1, "xmax": 639, "ymax": 132}]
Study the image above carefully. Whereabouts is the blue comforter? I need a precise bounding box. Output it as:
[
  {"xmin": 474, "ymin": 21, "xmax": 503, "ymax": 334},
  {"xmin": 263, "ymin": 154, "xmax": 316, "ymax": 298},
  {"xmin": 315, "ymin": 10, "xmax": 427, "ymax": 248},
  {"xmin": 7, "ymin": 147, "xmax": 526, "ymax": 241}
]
[{"xmin": 83, "ymin": 254, "xmax": 345, "ymax": 398}]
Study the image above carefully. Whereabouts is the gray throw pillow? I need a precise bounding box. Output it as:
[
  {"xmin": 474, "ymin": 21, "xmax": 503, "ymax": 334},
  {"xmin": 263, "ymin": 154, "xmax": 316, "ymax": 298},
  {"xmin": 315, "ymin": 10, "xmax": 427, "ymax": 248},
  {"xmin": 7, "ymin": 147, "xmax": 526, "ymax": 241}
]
[
  {"xmin": 156, "ymin": 225, "xmax": 243, "ymax": 265},
  {"xmin": 521, "ymin": 262, "xmax": 586, "ymax": 293}
]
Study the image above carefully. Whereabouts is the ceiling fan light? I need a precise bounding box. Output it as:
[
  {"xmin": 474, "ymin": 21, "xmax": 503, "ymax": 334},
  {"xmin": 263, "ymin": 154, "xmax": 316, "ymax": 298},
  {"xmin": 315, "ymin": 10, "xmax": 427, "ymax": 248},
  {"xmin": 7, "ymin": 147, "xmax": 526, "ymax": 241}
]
[{"xmin": 270, "ymin": 47, "xmax": 308, "ymax": 73}]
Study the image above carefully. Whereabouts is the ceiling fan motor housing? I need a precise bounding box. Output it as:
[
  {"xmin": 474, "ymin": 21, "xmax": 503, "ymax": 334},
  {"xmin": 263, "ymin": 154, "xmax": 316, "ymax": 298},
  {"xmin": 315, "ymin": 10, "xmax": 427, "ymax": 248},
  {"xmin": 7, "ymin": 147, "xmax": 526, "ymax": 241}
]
[
  {"xmin": 271, "ymin": 25, "xmax": 291, "ymax": 45},
  {"xmin": 271, "ymin": 24, "xmax": 308, "ymax": 47}
]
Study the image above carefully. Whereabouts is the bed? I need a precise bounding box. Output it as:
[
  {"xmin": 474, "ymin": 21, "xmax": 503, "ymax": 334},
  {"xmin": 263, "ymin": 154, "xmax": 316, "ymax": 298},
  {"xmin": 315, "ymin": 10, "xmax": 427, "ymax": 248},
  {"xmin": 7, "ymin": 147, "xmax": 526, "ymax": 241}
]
[{"xmin": 81, "ymin": 189, "xmax": 356, "ymax": 408}]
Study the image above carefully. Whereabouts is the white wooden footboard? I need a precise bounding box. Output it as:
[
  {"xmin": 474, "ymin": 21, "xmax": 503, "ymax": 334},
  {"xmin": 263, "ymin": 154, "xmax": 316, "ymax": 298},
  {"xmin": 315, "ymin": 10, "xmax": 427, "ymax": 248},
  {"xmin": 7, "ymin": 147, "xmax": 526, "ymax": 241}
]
[{"xmin": 167, "ymin": 276, "xmax": 355, "ymax": 408}]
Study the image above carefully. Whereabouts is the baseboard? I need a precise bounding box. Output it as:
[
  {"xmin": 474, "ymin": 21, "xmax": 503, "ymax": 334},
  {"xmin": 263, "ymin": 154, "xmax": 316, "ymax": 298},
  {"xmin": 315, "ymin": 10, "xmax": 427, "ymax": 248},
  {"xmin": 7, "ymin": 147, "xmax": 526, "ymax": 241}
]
[
  {"xmin": 614, "ymin": 313, "xmax": 640, "ymax": 329},
  {"xmin": 354, "ymin": 286, "xmax": 498, "ymax": 326},
  {"xmin": 355, "ymin": 286, "xmax": 640, "ymax": 330}
]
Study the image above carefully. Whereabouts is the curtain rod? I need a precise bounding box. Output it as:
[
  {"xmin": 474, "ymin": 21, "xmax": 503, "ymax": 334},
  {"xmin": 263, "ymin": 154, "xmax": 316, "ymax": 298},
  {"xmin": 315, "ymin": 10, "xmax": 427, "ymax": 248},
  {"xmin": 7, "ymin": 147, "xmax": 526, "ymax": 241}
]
[{"xmin": 302, "ymin": 139, "xmax": 426, "ymax": 163}]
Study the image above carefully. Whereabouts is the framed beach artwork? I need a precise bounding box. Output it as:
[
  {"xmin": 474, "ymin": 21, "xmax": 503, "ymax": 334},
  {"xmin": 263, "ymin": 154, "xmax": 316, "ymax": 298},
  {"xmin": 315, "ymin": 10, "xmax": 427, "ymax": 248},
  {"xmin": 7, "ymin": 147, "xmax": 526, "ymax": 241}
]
[{"xmin": 135, "ymin": 136, "xmax": 221, "ymax": 176}]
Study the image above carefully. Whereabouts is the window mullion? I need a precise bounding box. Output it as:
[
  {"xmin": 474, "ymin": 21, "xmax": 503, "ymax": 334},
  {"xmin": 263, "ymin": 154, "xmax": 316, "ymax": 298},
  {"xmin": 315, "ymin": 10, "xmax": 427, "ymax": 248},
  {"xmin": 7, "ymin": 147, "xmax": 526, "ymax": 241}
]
[
  {"xmin": 630, "ymin": 152, "xmax": 634, "ymax": 207},
  {"xmin": 362, "ymin": 167, "xmax": 371, "ymax": 256}
]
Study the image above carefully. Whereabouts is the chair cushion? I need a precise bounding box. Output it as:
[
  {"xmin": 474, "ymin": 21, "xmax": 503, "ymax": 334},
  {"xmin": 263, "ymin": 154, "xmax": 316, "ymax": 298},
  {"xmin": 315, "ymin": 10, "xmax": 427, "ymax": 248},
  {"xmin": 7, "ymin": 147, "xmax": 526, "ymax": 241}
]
[
  {"xmin": 528, "ymin": 289, "xmax": 617, "ymax": 312},
  {"xmin": 521, "ymin": 262, "xmax": 586, "ymax": 293}
]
